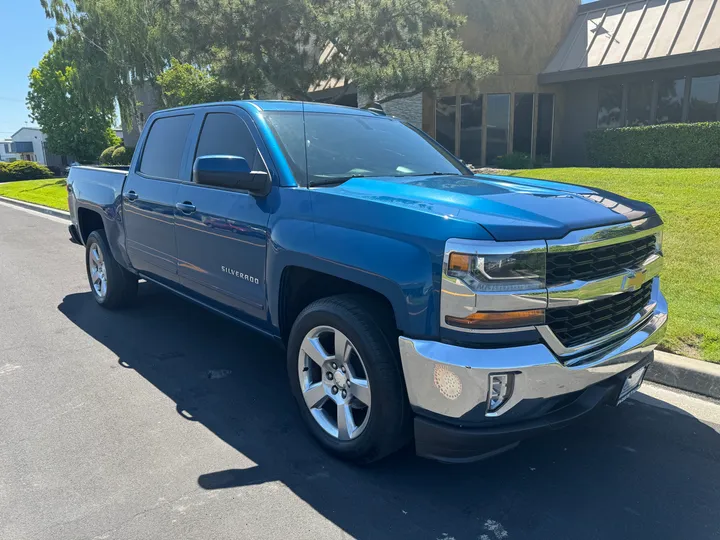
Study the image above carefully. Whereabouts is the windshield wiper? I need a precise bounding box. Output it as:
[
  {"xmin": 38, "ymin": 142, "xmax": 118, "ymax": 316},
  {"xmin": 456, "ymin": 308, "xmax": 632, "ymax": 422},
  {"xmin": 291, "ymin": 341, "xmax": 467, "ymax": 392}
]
[
  {"xmin": 399, "ymin": 172, "xmax": 464, "ymax": 177},
  {"xmin": 309, "ymin": 174, "xmax": 369, "ymax": 187}
]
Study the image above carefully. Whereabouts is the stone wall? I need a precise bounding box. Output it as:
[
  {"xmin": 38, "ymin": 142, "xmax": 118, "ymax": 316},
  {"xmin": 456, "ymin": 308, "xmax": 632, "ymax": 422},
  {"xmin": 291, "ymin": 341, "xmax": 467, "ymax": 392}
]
[{"xmin": 357, "ymin": 90, "xmax": 423, "ymax": 127}]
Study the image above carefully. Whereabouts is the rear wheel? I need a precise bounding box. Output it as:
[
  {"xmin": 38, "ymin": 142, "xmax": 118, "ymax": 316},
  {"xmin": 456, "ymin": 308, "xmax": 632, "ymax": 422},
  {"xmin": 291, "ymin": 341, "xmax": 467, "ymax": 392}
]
[
  {"xmin": 85, "ymin": 230, "xmax": 137, "ymax": 309},
  {"xmin": 287, "ymin": 295, "xmax": 410, "ymax": 463}
]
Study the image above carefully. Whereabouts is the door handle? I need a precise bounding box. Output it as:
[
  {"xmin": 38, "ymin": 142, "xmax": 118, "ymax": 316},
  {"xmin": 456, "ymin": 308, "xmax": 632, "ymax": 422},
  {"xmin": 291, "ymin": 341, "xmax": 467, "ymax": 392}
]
[
  {"xmin": 126, "ymin": 190, "xmax": 139, "ymax": 202},
  {"xmin": 175, "ymin": 201, "xmax": 196, "ymax": 214}
]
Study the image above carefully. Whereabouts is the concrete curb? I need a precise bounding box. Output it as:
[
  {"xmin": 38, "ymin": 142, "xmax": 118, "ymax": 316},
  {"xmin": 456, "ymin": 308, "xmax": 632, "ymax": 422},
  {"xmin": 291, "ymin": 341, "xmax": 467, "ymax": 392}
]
[
  {"xmin": 648, "ymin": 351, "xmax": 720, "ymax": 400},
  {"xmin": 0, "ymin": 196, "xmax": 70, "ymax": 221}
]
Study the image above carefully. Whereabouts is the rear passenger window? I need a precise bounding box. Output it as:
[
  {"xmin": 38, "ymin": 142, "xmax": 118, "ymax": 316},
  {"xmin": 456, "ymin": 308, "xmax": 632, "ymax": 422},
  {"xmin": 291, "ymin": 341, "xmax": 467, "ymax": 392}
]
[
  {"xmin": 195, "ymin": 113, "xmax": 260, "ymax": 166},
  {"xmin": 139, "ymin": 115, "xmax": 193, "ymax": 179}
]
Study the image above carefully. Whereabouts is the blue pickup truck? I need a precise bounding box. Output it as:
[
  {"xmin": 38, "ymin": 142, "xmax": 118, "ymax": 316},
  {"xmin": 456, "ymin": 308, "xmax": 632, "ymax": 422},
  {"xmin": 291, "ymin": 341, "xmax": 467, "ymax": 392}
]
[{"xmin": 67, "ymin": 101, "xmax": 667, "ymax": 463}]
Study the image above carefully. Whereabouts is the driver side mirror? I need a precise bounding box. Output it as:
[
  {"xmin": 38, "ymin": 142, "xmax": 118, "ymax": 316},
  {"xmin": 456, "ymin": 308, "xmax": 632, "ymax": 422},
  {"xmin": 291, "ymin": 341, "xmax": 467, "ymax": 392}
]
[{"xmin": 193, "ymin": 155, "xmax": 270, "ymax": 196}]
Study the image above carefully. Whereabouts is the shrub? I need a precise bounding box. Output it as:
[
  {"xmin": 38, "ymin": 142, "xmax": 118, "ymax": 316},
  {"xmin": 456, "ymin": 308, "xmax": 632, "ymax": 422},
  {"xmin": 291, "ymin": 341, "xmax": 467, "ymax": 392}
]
[
  {"xmin": 0, "ymin": 160, "xmax": 55, "ymax": 182},
  {"xmin": 495, "ymin": 152, "xmax": 535, "ymax": 170},
  {"xmin": 111, "ymin": 146, "xmax": 134, "ymax": 166},
  {"xmin": 586, "ymin": 122, "xmax": 720, "ymax": 168},
  {"xmin": 100, "ymin": 145, "xmax": 119, "ymax": 165}
]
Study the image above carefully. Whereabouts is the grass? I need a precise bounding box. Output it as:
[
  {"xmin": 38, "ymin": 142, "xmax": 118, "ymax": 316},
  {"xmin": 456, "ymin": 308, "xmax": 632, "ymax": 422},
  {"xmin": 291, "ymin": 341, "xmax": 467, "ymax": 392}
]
[
  {"xmin": 503, "ymin": 168, "xmax": 720, "ymax": 362},
  {"xmin": 2, "ymin": 170, "xmax": 718, "ymax": 361},
  {"xmin": 0, "ymin": 178, "xmax": 68, "ymax": 211}
]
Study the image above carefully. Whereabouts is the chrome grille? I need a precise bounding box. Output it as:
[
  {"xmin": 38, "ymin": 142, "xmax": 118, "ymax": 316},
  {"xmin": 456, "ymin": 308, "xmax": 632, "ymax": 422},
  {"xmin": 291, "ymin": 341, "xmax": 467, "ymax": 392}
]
[
  {"xmin": 546, "ymin": 236, "xmax": 656, "ymax": 287},
  {"xmin": 546, "ymin": 281, "xmax": 653, "ymax": 348}
]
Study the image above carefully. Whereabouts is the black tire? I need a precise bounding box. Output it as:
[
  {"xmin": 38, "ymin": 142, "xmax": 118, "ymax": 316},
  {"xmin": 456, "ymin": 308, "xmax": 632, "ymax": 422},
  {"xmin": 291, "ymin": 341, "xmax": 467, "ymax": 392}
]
[
  {"xmin": 287, "ymin": 295, "xmax": 411, "ymax": 463},
  {"xmin": 85, "ymin": 229, "xmax": 138, "ymax": 309}
]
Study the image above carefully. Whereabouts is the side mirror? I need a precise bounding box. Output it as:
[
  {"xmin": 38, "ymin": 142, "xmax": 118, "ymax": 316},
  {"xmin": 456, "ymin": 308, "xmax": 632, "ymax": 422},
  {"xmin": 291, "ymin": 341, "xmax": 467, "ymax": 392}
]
[{"xmin": 193, "ymin": 155, "xmax": 270, "ymax": 196}]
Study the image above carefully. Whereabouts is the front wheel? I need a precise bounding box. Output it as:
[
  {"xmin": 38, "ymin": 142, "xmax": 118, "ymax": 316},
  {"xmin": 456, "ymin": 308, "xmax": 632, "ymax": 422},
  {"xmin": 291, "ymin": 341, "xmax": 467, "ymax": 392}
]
[
  {"xmin": 287, "ymin": 295, "xmax": 410, "ymax": 463},
  {"xmin": 85, "ymin": 229, "xmax": 138, "ymax": 309}
]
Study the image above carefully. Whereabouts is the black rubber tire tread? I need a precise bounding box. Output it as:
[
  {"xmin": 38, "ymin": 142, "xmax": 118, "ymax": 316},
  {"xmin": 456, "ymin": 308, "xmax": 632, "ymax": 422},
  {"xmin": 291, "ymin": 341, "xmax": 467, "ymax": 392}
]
[
  {"xmin": 287, "ymin": 294, "xmax": 411, "ymax": 464},
  {"xmin": 85, "ymin": 229, "xmax": 138, "ymax": 309}
]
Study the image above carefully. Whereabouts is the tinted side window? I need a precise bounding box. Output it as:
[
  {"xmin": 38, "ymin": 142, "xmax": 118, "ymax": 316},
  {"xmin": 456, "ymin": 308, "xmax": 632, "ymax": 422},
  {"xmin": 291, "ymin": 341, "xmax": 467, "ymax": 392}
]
[
  {"xmin": 139, "ymin": 115, "xmax": 193, "ymax": 179},
  {"xmin": 196, "ymin": 113, "xmax": 259, "ymax": 165}
]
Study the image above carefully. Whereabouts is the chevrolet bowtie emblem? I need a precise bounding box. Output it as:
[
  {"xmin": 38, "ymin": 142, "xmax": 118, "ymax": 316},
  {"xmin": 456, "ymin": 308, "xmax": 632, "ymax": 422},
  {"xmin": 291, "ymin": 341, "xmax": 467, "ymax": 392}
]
[{"xmin": 622, "ymin": 269, "xmax": 647, "ymax": 292}]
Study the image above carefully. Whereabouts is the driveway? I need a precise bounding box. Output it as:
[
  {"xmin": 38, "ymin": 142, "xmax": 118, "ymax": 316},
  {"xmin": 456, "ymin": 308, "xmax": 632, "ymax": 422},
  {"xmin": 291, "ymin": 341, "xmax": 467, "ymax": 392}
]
[{"xmin": 1, "ymin": 201, "xmax": 720, "ymax": 540}]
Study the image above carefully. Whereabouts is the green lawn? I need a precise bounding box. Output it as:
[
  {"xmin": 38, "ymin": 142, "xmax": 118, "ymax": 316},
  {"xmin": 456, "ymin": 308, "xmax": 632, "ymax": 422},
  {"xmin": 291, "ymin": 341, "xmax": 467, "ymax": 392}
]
[
  {"xmin": 503, "ymin": 168, "xmax": 720, "ymax": 362},
  {"xmin": 0, "ymin": 178, "xmax": 68, "ymax": 211}
]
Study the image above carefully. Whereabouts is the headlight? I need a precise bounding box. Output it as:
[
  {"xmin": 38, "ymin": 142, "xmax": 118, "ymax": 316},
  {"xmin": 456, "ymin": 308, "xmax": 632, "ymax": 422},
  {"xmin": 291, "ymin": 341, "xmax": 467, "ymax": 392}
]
[{"xmin": 447, "ymin": 250, "xmax": 546, "ymax": 292}]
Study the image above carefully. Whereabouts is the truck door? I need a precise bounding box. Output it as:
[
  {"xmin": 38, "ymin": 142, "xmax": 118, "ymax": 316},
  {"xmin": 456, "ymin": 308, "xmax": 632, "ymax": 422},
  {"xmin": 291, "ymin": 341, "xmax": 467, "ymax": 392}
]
[
  {"xmin": 174, "ymin": 108, "xmax": 270, "ymax": 321},
  {"xmin": 122, "ymin": 113, "xmax": 194, "ymax": 282}
]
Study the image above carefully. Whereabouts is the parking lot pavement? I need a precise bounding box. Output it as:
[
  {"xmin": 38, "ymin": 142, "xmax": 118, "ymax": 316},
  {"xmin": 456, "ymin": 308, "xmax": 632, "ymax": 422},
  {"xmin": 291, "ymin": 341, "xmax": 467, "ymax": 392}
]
[{"xmin": 1, "ymin": 203, "xmax": 720, "ymax": 540}]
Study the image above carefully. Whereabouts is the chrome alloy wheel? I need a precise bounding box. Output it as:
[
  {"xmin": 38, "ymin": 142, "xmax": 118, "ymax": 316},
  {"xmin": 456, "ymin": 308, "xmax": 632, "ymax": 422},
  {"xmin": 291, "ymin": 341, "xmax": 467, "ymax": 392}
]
[
  {"xmin": 88, "ymin": 242, "xmax": 108, "ymax": 299},
  {"xmin": 298, "ymin": 325, "xmax": 372, "ymax": 441}
]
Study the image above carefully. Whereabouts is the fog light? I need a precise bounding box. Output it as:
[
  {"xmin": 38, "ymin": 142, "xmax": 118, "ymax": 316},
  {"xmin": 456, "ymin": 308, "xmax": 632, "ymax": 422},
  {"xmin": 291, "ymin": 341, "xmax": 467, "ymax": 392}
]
[
  {"xmin": 433, "ymin": 365, "xmax": 462, "ymax": 401},
  {"xmin": 487, "ymin": 373, "xmax": 513, "ymax": 414}
]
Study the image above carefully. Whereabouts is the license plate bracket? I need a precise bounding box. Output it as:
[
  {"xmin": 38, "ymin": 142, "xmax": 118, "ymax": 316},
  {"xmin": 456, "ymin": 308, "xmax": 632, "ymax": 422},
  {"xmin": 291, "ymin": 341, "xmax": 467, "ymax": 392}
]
[{"xmin": 616, "ymin": 366, "xmax": 648, "ymax": 405}]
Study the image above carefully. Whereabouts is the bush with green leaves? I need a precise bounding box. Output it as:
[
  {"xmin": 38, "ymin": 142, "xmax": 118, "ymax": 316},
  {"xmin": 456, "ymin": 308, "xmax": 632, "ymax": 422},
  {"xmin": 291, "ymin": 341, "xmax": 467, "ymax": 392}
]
[
  {"xmin": 586, "ymin": 122, "xmax": 720, "ymax": 168},
  {"xmin": 495, "ymin": 152, "xmax": 535, "ymax": 170},
  {"xmin": 0, "ymin": 160, "xmax": 56, "ymax": 182},
  {"xmin": 100, "ymin": 145, "xmax": 119, "ymax": 165},
  {"xmin": 111, "ymin": 146, "xmax": 134, "ymax": 166}
]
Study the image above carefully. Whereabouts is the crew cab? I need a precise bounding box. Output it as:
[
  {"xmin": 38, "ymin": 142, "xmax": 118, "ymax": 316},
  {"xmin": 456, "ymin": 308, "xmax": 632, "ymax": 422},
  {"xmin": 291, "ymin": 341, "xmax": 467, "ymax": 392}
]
[{"xmin": 67, "ymin": 101, "xmax": 667, "ymax": 463}]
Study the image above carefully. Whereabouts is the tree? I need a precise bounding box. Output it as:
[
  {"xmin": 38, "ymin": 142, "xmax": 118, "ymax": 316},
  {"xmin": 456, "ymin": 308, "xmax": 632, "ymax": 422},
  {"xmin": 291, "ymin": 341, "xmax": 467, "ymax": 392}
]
[
  {"xmin": 27, "ymin": 39, "xmax": 117, "ymax": 163},
  {"xmin": 41, "ymin": 0, "xmax": 497, "ymax": 109},
  {"xmin": 41, "ymin": 0, "xmax": 178, "ymax": 130},
  {"xmin": 157, "ymin": 59, "xmax": 242, "ymax": 108},
  {"xmin": 183, "ymin": 0, "xmax": 498, "ymax": 105}
]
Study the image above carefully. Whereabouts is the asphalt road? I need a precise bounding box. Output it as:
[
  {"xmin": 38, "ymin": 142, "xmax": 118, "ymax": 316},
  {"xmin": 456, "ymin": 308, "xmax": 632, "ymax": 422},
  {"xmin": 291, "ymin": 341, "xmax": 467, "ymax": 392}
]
[{"xmin": 1, "ymin": 201, "xmax": 720, "ymax": 540}]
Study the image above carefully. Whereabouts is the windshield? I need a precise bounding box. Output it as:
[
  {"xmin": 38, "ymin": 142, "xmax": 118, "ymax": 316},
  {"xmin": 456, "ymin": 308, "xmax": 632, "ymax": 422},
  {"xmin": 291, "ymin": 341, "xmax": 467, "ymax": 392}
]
[{"xmin": 264, "ymin": 111, "xmax": 470, "ymax": 186}]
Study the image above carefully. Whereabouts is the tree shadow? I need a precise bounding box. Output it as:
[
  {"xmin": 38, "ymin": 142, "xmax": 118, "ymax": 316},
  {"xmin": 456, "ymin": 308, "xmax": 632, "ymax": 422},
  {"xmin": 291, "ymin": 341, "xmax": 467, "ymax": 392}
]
[{"xmin": 58, "ymin": 286, "xmax": 720, "ymax": 539}]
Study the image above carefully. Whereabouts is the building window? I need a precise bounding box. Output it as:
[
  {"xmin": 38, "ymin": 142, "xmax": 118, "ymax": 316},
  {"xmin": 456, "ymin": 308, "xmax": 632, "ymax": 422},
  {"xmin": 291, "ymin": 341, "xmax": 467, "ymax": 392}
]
[
  {"xmin": 597, "ymin": 84, "xmax": 623, "ymax": 128},
  {"xmin": 486, "ymin": 94, "xmax": 510, "ymax": 166},
  {"xmin": 626, "ymin": 80, "xmax": 653, "ymax": 126},
  {"xmin": 688, "ymin": 75, "xmax": 720, "ymax": 123},
  {"xmin": 536, "ymin": 94, "xmax": 555, "ymax": 163},
  {"xmin": 459, "ymin": 95, "xmax": 483, "ymax": 166},
  {"xmin": 513, "ymin": 93, "xmax": 534, "ymax": 155},
  {"xmin": 435, "ymin": 96, "xmax": 457, "ymax": 154},
  {"xmin": 656, "ymin": 78, "xmax": 685, "ymax": 124}
]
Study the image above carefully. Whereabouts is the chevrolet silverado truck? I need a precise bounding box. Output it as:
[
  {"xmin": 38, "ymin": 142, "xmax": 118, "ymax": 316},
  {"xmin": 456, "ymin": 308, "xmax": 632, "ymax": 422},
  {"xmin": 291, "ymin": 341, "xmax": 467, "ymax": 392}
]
[{"xmin": 67, "ymin": 101, "xmax": 667, "ymax": 463}]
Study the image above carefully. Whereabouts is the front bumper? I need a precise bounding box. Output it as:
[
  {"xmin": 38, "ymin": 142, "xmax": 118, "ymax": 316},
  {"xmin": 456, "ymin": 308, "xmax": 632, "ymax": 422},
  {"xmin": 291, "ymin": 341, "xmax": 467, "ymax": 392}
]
[{"xmin": 398, "ymin": 289, "xmax": 668, "ymax": 462}]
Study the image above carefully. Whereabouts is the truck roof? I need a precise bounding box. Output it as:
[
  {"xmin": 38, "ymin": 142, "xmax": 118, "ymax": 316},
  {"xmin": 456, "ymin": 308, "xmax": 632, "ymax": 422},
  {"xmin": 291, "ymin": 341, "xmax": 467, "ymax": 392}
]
[{"xmin": 156, "ymin": 100, "xmax": 380, "ymax": 117}]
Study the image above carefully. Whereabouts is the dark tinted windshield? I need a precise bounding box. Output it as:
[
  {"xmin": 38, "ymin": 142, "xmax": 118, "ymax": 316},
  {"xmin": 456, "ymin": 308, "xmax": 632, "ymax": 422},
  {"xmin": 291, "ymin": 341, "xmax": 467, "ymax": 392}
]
[{"xmin": 265, "ymin": 111, "xmax": 470, "ymax": 186}]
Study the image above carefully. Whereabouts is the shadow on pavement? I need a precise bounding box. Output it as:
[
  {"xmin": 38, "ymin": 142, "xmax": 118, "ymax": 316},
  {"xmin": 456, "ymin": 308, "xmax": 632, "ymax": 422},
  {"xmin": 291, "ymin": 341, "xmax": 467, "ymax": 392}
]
[{"xmin": 59, "ymin": 286, "xmax": 720, "ymax": 540}]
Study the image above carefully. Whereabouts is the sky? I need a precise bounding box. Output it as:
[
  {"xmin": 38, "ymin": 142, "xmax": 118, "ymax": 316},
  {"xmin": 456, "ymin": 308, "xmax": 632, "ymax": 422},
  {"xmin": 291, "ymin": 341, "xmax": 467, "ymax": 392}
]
[
  {"xmin": 0, "ymin": 0, "xmax": 595, "ymax": 139},
  {"xmin": 0, "ymin": 0, "xmax": 55, "ymax": 139}
]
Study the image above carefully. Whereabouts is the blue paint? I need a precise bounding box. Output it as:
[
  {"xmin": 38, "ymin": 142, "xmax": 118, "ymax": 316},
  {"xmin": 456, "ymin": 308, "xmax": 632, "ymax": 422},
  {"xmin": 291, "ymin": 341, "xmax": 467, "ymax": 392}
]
[{"xmin": 68, "ymin": 100, "xmax": 657, "ymax": 342}]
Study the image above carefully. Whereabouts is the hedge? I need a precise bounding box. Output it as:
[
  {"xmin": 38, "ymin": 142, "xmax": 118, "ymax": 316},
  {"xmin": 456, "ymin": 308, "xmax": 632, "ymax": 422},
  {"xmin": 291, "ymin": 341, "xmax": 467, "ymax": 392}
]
[
  {"xmin": 99, "ymin": 145, "xmax": 118, "ymax": 165},
  {"xmin": 586, "ymin": 121, "xmax": 720, "ymax": 168},
  {"xmin": 100, "ymin": 144, "xmax": 134, "ymax": 166},
  {"xmin": 111, "ymin": 146, "xmax": 133, "ymax": 166},
  {"xmin": 0, "ymin": 160, "xmax": 55, "ymax": 182}
]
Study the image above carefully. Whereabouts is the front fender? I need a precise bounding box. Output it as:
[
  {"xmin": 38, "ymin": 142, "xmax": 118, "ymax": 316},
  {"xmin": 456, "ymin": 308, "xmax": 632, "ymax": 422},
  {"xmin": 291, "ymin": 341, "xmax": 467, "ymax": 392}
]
[{"xmin": 267, "ymin": 219, "xmax": 436, "ymax": 337}]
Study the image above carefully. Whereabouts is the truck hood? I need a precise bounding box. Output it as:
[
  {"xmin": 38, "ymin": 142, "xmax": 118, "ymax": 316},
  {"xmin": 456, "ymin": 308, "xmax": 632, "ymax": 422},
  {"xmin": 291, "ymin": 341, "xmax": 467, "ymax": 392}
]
[{"xmin": 328, "ymin": 174, "xmax": 656, "ymax": 241}]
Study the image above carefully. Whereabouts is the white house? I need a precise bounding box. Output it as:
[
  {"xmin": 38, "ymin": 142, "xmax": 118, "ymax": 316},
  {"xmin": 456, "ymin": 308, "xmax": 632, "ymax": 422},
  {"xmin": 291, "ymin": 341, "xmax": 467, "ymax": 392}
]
[
  {"xmin": 2, "ymin": 127, "xmax": 70, "ymax": 168},
  {"xmin": 0, "ymin": 139, "xmax": 21, "ymax": 162},
  {"xmin": 9, "ymin": 127, "xmax": 48, "ymax": 164}
]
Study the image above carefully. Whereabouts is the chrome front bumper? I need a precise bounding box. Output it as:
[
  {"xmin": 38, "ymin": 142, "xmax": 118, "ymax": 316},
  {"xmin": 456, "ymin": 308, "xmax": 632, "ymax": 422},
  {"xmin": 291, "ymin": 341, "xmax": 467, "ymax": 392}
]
[{"xmin": 399, "ymin": 289, "xmax": 668, "ymax": 422}]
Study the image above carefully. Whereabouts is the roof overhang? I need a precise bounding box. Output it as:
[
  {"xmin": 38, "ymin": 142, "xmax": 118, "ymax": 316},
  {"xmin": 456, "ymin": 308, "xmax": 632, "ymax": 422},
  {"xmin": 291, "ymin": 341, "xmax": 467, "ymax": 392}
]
[
  {"xmin": 541, "ymin": 0, "xmax": 720, "ymax": 85},
  {"xmin": 540, "ymin": 47, "xmax": 720, "ymax": 84}
]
